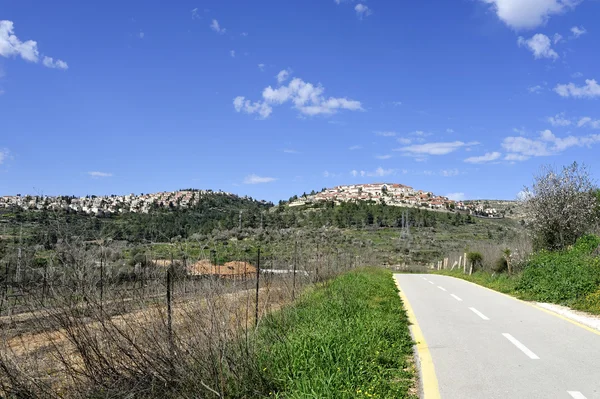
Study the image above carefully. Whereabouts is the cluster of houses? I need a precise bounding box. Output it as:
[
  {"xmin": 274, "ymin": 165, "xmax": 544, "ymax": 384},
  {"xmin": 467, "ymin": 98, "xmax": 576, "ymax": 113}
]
[
  {"xmin": 0, "ymin": 190, "xmax": 236, "ymax": 216},
  {"xmin": 290, "ymin": 183, "xmax": 457, "ymax": 210},
  {"xmin": 288, "ymin": 183, "xmax": 503, "ymax": 218}
]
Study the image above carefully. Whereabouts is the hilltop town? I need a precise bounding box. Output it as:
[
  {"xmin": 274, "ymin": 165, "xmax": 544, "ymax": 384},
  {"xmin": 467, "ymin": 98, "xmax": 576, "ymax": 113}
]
[
  {"xmin": 289, "ymin": 183, "xmax": 507, "ymax": 218},
  {"xmin": 0, "ymin": 190, "xmax": 262, "ymax": 216}
]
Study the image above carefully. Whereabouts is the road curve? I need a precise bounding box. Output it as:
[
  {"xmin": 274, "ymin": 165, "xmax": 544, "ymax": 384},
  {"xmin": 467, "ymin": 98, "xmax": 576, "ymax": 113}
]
[{"xmin": 394, "ymin": 274, "xmax": 600, "ymax": 399}]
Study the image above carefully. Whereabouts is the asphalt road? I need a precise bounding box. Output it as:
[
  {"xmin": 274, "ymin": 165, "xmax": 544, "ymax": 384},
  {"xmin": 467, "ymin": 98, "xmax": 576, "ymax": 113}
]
[{"xmin": 394, "ymin": 274, "xmax": 600, "ymax": 399}]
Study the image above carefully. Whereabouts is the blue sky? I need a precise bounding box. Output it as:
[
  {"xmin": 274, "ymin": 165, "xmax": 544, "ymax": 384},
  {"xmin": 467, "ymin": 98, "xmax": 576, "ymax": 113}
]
[{"xmin": 1, "ymin": 0, "xmax": 599, "ymax": 202}]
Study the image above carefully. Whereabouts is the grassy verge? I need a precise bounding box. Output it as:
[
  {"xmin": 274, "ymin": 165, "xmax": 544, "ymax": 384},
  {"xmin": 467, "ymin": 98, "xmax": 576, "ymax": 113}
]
[
  {"xmin": 242, "ymin": 268, "xmax": 417, "ymax": 399},
  {"xmin": 435, "ymin": 235, "xmax": 600, "ymax": 315}
]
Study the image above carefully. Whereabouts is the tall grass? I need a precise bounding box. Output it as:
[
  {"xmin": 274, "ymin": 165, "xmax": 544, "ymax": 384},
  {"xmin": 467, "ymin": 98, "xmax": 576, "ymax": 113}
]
[{"xmin": 241, "ymin": 268, "xmax": 416, "ymax": 399}]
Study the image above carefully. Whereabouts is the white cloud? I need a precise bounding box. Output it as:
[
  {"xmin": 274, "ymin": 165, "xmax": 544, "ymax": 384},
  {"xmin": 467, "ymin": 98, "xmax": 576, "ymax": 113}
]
[
  {"xmin": 446, "ymin": 192, "xmax": 466, "ymax": 201},
  {"xmin": 502, "ymin": 129, "xmax": 600, "ymax": 160},
  {"xmin": 375, "ymin": 154, "xmax": 392, "ymax": 160},
  {"xmin": 528, "ymin": 85, "xmax": 544, "ymax": 93},
  {"xmin": 283, "ymin": 149, "xmax": 300, "ymax": 154},
  {"xmin": 243, "ymin": 174, "xmax": 276, "ymax": 184},
  {"xmin": 391, "ymin": 101, "xmax": 402, "ymax": 107},
  {"xmin": 375, "ymin": 131, "xmax": 397, "ymax": 137},
  {"xmin": 554, "ymin": 79, "xmax": 600, "ymax": 98},
  {"xmin": 505, "ymin": 153, "xmax": 530, "ymax": 161},
  {"xmin": 397, "ymin": 137, "xmax": 412, "ymax": 145},
  {"xmin": 571, "ymin": 71, "xmax": 583, "ymax": 78},
  {"xmin": 276, "ymin": 69, "xmax": 291, "ymax": 84},
  {"xmin": 349, "ymin": 145, "xmax": 362, "ymax": 150},
  {"xmin": 237, "ymin": 74, "xmax": 362, "ymax": 118},
  {"xmin": 233, "ymin": 96, "xmax": 273, "ymax": 119},
  {"xmin": 547, "ymin": 112, "xmax": 571, "ymax": 126},
  {"xmin": 355, "ymin": 4, "xmax": 372, "ymax": 18},
  {"xmin": 571, "ymin": 26, "xmax": 586, "ymax": 38},
  {"xmin": 464, "ymin": 151, "xmax": 502, "ymax": 164},
  {"xmin": 210, "ymin": 19, "xmax": 226, "ymax": 34},
  {"xmin": 138, "ymin": 31, "xmax": 145, "ymax": 39},
  {"xmin": 241, "ymin": 32, "xmax": 248, "ymax": 37},
  {"xmin": 0, "ymin": 20, "xmax": 38, "ymax": 62},
  {"xmin": 351, "ymin": 167, "xmax": 395, "ymax": 178},
  {"xmin": 42, "ymin": 56, "xmax": 68, "ymax": 70},
  {"xmin": 441, "ymin": 169, "xmax": 460, "ymax": 177},
  {"xmin": 553, "ymin": 33, "xmax": 563, "ymax": 43},
  {"xmin": 480, "ymin": 0, "xmax": 581, "ymax": 30},
  {"xmin": 395, "ymin": 141, "xmax": 479, "ymax": 156},
  {"xmin": 258, "ymin": 63, "xmax": 265, "ymax": 71},
  {"xmin": 0, "ymin": 149, "xmax": 9, "ymax": 164},
  {"xmin": 0, "ymin": 20, "xmax": 68, "ymax": 69},
  {"xmin": 446, "ymin": 128, "xmax": 455, "ymax": 133},
  {"xmin": 230, "ymin": 50, "xmax": 235, "ymax": 58},
  {"xmin": 517, "ymin": 34, "xmax": 558, "ymax": 59},
  {"xmin": 323, "ymin": 170, "xmax": 342, "ymax": 178},
  {"xmin": 88, "ymin": 171, "xmax": 112, "ymax": 178},
  {"xmin": 578, "ymin": 117, "xmax": 600, "ymax": 129},
  {"xmin": 191, "ymin": 8, "xmax": 200, "ymax": 20}
]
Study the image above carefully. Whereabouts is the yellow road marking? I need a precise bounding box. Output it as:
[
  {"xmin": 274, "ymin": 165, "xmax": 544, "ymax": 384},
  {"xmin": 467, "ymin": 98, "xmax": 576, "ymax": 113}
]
[
  {"xmin": 394, "ymin": 275, "xmax": 441, "ymax": 399},
  {"xmin": 441, "ymin": 274, "xmax": 600, "ymax": 337}
]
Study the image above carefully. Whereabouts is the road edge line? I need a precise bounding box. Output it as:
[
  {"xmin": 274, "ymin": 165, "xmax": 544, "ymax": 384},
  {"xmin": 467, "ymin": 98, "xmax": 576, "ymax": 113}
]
[
  {"xmin": 394, "ymin": 275, "xmax": 441, "ymax": 399},
  {"xmin": 438, "ymin": 274, "xmax": 600, "ymax": 337}
]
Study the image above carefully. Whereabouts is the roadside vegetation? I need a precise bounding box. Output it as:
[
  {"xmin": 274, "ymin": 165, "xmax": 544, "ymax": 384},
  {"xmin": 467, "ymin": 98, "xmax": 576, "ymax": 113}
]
[
  {"xmin": 243, "ymin": 268, "xmax": 416, "ymax": 399},
  {"xmin": 437, "ymin": 162, "xmax": 600, "ymax": 315}
]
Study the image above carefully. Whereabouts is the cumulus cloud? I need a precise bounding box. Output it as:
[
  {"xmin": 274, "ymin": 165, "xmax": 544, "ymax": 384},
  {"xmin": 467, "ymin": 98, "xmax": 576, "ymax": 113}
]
[
  {"xmin": 571, "ymin": 26, "xmax": 586, "ymax": 38},
  {"xmin": 446, "ymin": 193, "xmax": 466, "ymax": 201},
  {"xmin": 395, "ymin": 141, "xmax": 479, "ymax": 156},
  {"xmin": 42, "ymin": 56, "xmax": 68, "ymax": 70},
  {"xmin": 375, "ymin": 154, "xmax": 392, "ymax": 160},
  {"xmin": 375, "ymin": 131, "xmax": 397, "ymax": 137},
  {"xmin": 276, "ymin": 69, "xmax": 290, "ymax": 84},
  {"xmin": 502, "ymin": 129, "xmax": 600, "ymax": 160},
  {"xmin": 528, "ymin": 85, "xmax": 544, "ymax": 93},
  {"xmin": 233, "ymin": 96, "xmax": 273, "ymax": 119},
  {"xmin": 258, "ymin": 63, "xmax": 265, "ymax": 71},
  {"xmin": 0, "ymin": 149, "xmax": 9, "ymax": 164},
  {"xmin": 243, "ymin": 174, "xmax": 276, "ymax": 184},
  {"xmin": 479, "ymin": 0, "xmax": 581, "ymax": 30},
  {"xmin": 464, "ymin": 152, "xmax": 502, "ymax": 164},
  {"xmin": 441, "ymin": 169, "xmax": 460, "ymax": 177},
  {"xmin": 553, "ymin": 33, "xmax": 563, "ymax": 43},
  {"xmin": 547, "ymin": 112, "xmax": 571, "ymax": 126},
  {"xmin": 355, "ymin": 4, "xmax": 372, "ymax": 18},
  {"xmin": 88, "ymin": 171, "xmax": 113, "ymax": 178},
  {"xmin": 235, "ymin": 71, "xmax": 362, "ymax": 118},
  {"xmin": 351, "ymin": 167, "xmax": 395, "ymax": 178},
  {"xmin": 578, "ymin": 117, "xmax": 600, "ymax": 129},
  {"xmin": 554, "ymin": 79, "xmax": 600, "ymax": 98},
  {"xmin": 517, "ymin": 34, "xmax": 558, "ymax": 59},
  {"xmin": 0, "ymin": 20, "xmax": 67, "ymax": 69},
  {"xmin": 210, "ymin": 19, "xmax": 226, "ymax": 34}
]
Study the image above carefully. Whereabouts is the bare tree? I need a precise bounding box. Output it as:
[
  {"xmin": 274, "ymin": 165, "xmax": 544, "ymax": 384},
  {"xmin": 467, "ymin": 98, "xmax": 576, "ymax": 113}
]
[{"xmin": 522, "ymin": 162, "xmax": 599, "ymax": 251}]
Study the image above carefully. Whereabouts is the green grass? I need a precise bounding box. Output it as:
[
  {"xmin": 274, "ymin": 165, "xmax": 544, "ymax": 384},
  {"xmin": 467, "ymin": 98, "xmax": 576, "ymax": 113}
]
[
  {"xmin": 246, "ymin": 268, "xmax": 417, "ymax": 399},
  {"xmin": 436, "ymin": 235, "xmax": 600, "ymax": 315}
]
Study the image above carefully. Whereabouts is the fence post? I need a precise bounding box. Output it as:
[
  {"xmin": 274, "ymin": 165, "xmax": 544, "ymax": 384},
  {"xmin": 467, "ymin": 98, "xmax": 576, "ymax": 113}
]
[
  {"xmin": 255, "ymin": 248, "xmax": 261, "ymax": 328},
  {"xmin": 292, "ymin": 240, "xmax": 297, "ymax": 301},
  {"xmin": 99, "ymin": 253, "xmax": 104, "ymax": 312},
  {"xmin": 167, "ymin": 254, "xmax": 174, "ymax": 353}
]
